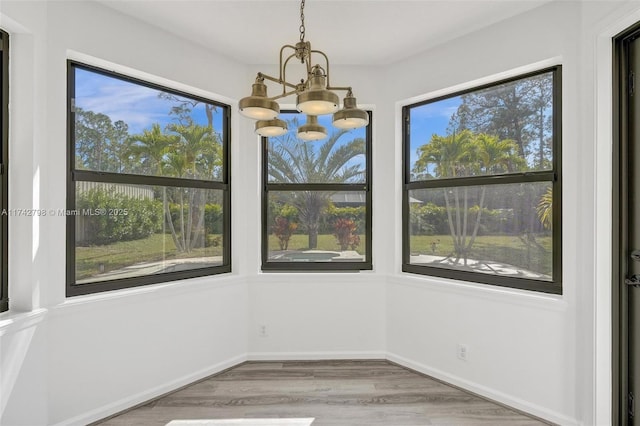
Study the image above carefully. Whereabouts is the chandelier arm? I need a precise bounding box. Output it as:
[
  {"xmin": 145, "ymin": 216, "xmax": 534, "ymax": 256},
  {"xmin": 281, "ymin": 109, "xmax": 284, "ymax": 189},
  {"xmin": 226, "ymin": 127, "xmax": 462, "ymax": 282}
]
[
  {"xmin": 270, "ymin": 89, "xmax": 299, "ymax": 101},
  {"xmin": 310, "ymin": 49, "xmax": 331, "ymax": 87},
  {"xmin": 281, "ymin": 53, "xmax": 300, "ymax": 94},
  {"xmin": 259, "ymin": 72, "xmax": 298, "ymax": 91},
  {"xmin": 305, "ymin": 42, "xmax": 312, "ymax": 78},
  {"xmin": 326, "ymin": 86, "xmax": 353, "ymax": 92},
  {"xmin": 279, "ymin": 44, "xmax": 298, "ymax": 81}
]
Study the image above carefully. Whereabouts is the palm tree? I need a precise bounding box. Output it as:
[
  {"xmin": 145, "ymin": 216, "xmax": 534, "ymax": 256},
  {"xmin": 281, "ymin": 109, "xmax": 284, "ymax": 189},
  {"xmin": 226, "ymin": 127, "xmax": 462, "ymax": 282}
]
[
  {"xmin": 128, "ymin": 123, "xmax": 178, "ymax": 175},
  {"xmin": 129, "ymin": 125, "xmax": 187, "ymax": 250},
  {"xmin": 413, "ymin": 129, "xmax": 474, "ymax": 179},
  {"xmin": 167, "ymin": 123, "xmax": 217, "ymax": 179},
  {"xmin": 537, "ymin": 186, "xmax": 553, "ymax": 230},
  {"xmin": 268, "ymin": 118, "xmax": 365, "ymax": 249},
  {"xmin": 129, "ymin": 123, "xmax": 221, "ymax": 253},
  {"xmin": 413, "ymin": 131, "xmax": 523, "ymax": 264},
  {"xmin": 167, "ymin": 123, "xmax": 218, "ymax": 251}
]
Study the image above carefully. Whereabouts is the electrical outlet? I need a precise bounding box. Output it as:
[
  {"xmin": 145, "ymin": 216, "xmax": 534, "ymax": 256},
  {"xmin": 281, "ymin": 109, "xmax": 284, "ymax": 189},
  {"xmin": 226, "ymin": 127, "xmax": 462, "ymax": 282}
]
[
  {"xmin": 258, "ymin": 325, "xmax": 268, "ymax": 337},
  {"xmin": 457, "ymin": 343, "xmax": 469, "ymax": 361}
]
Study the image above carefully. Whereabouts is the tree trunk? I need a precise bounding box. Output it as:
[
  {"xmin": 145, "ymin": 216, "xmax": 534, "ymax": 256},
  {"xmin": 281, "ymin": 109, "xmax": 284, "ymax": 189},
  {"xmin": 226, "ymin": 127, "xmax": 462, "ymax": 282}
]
[
  {"xmin": 308, "ymin": 225, "xmax": 318, "ymax": 249},
  {"xmin": 462, "ymin": 187, "xmax": 469, "ymax": 265},
  {"xmin": 190, "ymin": 190, "xmax": 206, "ymax": 250},
  {"xmin": 179, "ymin": 192, "xmax": 187, "ymax": 252},
  {"xmin": 453, "ymin": 187, "xmax": 463, "ymax": 263},
  {"xmin": 206, "ymin": 105, "xmax": 215, "ymax": 129},
  {"xmin": 186, "ymin": 189, "xmax": 194, "ymax": 250},
  {"xmin": 538, "ymin": 102, "xmax": 545, "ymax": 167},
  {"xmin": 163, "ymin": 189, "xmax": 182, "ymax": 252},
  {"xmin": 443, "ymin": 189, "xmax": 459, "ymax": 258},
  {"xmin": 465, "ymin": 187, "xmax": 486, "ymax": 255}
]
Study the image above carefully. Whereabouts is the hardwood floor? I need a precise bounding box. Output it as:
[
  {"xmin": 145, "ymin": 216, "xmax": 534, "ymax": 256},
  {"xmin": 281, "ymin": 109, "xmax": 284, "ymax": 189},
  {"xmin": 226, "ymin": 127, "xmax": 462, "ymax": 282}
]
[{"xmin": 96, "ymin": 360, "xmax": 551, "ymax": 426}]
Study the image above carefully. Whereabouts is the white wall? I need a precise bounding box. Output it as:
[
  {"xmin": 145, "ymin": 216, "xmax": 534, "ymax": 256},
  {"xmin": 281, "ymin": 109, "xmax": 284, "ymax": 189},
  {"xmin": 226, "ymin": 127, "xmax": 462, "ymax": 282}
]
[
  {"xmin": 1, "ymin": 0, "xmax": 638, "ymax": 425},
  {"xmin": 382, "ymin": 2, "xmax": 606, "ymax": 425},
  {"xmin": 240, "ymin": 63, "xmax": 388, "ymax": 360},
  {"xmin": 47, "ymin": 279, "xmax": 247, "ymax": 425},
  {"xmin": 247, "ymin": 275, "xmax": 385, "ymax": 359},
  {"xmin": 1, "ymin": 2, "xmax": 54, "ymax": 424},
  {"xmin": 0, "ymin": 1, "xmax": 250, "ymax": 425}
]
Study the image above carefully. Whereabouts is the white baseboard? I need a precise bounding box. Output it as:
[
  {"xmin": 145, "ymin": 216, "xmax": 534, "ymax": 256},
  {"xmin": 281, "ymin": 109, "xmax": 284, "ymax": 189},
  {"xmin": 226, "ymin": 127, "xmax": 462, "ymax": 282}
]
[
  {"xmin": 53, "ymin": 351, "xmax": 580, "ymax": 426},
  {"xmin": 386, "ymin": 352, "xmax": 580, "ymax": 426},
  {"xmin": 247, "ymin": 351, "xmax": 387, "ymax": 361},
  {"xmin": 53, "ymin": 354, "xmax": 247, "ymax": 426}
]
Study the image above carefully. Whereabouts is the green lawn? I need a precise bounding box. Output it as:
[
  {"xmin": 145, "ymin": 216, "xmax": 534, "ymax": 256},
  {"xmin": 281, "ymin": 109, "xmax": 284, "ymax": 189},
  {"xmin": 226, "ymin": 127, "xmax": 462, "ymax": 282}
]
[
  {"xmin": 77, "ymin": 232, "xmax": 549, "ymax": 280},
  {"xmin": 268, "ymin": 234, "xmax": 367, "ymax": 255},
  {"xmin": 76, "ymin": 233, "xmax": 223, "ymax": 280},
  {"xmin": 410, "ymin": 234, "xmax": 552, "ymax": 276}
]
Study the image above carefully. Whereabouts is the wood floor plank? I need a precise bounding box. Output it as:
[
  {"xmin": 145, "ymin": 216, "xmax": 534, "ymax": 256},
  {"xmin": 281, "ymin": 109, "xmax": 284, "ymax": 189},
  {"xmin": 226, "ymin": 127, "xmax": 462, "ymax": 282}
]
[{"xmin": 95, "ymin": 360, "xmax": 551, "ymax": 426}]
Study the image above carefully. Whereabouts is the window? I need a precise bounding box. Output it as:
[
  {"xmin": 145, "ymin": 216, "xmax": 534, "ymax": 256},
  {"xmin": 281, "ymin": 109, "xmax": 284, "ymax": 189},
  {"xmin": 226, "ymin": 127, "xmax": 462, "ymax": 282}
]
[
  {"xmin": 262, "ymin": 111, "xmax": 372, "ymax": 271},
  {"xmin": 67, "ymin": 62, "xmax": 230, "ymax": 296},
  {"xmin": 0, "ymin": 31, "xmax": 8, "ymax": 312},
  {"xmin": 402, "ymin": 67, "xmax": 561, "ymax": 294}
]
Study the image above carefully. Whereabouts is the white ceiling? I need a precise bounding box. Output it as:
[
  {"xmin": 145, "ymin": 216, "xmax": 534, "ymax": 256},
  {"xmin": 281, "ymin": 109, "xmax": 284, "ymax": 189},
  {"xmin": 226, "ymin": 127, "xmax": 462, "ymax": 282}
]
[{"xmin": 97, "ymin": 0, "xmax": 551, "ymax": 66}]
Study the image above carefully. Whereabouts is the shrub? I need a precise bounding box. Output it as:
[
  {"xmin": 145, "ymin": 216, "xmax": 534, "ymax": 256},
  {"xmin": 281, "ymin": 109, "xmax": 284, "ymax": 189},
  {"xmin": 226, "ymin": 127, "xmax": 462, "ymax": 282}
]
[
  {"xmin": 204, "ymin": 203, "xmax": 223, "ymax": 234},
  {"xmin": 333, "ymin": 218, "xmax": 359, "ymax": 251},
  {"xmin": 76, "ymin": 187, "xmax": 163, "ymax": 246},
  {"xmin": 409, "ymin": 203, "xmax": 448, "ymax": 235},
  {"xmin": 325, "ymin": 204, "xmax": 365, "ymax": 234},
  {"xmin": 271, "ymin": 216, "xmax": 297, "ymax": 250},
  {"xmin": 279, "ymin": 204, "xmax": 299, "ymax": 221},
  {"xmin": 206, "ymin": 234, "xmax": 222, "ymax": 247},
  {"xmin": 167, "ymin": 202, "xmax": 223, "ymax": 234}
]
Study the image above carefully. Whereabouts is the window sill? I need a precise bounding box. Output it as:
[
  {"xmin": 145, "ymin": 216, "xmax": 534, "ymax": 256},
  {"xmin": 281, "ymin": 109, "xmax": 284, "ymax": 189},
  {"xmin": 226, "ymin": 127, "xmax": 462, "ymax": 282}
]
[
  {"xmin": 0, "ymin": 308, "xmax": 48, "ymax": 336},
  {"xmin": 249, "ymin": 270, "xmax": 380, "ymax": 285},
  {"xmin": 388, "ymin": 273, "xmax": 567, "ymax": 312},
  {"xmin": 53, "ymin": 273, "xmax": 243, "ymax": 316}
]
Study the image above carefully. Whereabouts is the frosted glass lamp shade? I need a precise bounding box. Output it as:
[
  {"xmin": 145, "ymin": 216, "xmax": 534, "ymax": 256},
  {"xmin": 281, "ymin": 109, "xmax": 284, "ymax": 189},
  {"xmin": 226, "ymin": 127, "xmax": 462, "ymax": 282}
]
[
  {"xmin": 255, "ymin": 119, "xmax": 288, "ymax": 137},
  {"xmin": 296, "ymin": 90, "xmax": 339, "ymax": 115},
  {"xmin": 332, "ymin": 94, "xmax": 369, "ymax": 129},
  {"xmin": 239, "ymin": 81, "xmax": 279, "ymax": 120},
  {"xmin": 332, "ymin": 109, "xmax": 369, "ymax": 129},
  {"xmin": 297, "ymin": 115, "xmax": 327, "ymax": 141},
  {"xmin": 239, "ymin": 98, "xmax": 279, "ymax": 120}
]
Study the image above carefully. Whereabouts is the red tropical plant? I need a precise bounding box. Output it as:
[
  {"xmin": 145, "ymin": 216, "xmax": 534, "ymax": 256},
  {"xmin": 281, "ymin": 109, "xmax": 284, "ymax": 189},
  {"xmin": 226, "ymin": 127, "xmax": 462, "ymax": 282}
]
[
  {"xmin": 272, "ymin": 216, "xmax": 297, "ymax": 250},
  {"xmin": 333, "ymin": 218, "xmax": 359, "ymax": 251}
]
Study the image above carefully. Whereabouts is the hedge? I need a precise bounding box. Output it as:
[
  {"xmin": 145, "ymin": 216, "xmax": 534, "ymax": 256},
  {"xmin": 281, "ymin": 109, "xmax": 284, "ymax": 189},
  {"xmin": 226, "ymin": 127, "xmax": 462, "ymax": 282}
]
[{"xmin": 76, "ymin": 188, "xmax": 163, "ymax": 246}]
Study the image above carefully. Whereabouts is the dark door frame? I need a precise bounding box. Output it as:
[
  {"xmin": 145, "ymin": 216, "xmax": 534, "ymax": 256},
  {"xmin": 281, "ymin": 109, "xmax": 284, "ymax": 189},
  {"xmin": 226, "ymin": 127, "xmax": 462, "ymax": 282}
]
[{"xmin": 613, "ymin": 22, "xmax": 640, "ymax": 426}]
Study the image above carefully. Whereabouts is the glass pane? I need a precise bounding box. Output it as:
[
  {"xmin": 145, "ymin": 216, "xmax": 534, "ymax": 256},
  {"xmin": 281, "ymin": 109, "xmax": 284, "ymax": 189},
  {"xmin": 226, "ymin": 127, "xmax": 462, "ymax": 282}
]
[
  {"xmin": 74, "ymin": 66, "xmax": 226, "ymax": 181},
  {"xmin": 74, "ymin": 182, "xmax": 225, "ymax": 284},
  {"xmin": 267, "ymin": 112, "xmax": 367, "ymax": 184},
  {"xmin": 408, "ymin": 182, "xmax": 553, "ymax": 280},
  {"xmin": 409, "ymin": 71, "xmax": 554, "ymax": 181},
  {"xmin": 266, "ymin": 191, "xmax": 367, "ymax": 262}
]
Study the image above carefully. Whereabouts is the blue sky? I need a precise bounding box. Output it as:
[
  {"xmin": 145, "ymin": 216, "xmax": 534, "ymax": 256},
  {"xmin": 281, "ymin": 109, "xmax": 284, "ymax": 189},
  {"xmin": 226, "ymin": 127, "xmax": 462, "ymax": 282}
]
[
  {"xmin": 75, "ymin": 66, "xmax": 460, "ymax": 177},
  {"xmin": 409, "ymin": 96, "xmax": 461, "ymax": 172},
  {"xmin": 273, "ymin": 112, "xmax": 368, "ymax": 180},
  {"xmin": 75, "ymin": 68, "xmax": 224, "ymax": 136}
]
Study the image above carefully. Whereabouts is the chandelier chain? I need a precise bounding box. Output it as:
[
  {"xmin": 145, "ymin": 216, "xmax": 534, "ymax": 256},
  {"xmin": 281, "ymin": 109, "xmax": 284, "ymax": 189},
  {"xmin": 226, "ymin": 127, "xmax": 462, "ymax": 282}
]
[{"xmin": 299, "ymin": 0, "xmax": 306, "ymax": 42}]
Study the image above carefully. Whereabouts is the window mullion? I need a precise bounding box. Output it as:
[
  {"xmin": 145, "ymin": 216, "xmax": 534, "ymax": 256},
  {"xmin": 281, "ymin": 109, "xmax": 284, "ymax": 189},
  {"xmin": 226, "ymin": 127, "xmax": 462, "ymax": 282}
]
[
  {"xmin": 72, "ymin": 170, "xmax": 227, "ymax": 190},
  {"xmin": 406, "ymin": 170, "xmax": 556, "ymax": 190},
  {"xmin": 266, "ymin": 183, "xmax": 369, "ymax": 192}
]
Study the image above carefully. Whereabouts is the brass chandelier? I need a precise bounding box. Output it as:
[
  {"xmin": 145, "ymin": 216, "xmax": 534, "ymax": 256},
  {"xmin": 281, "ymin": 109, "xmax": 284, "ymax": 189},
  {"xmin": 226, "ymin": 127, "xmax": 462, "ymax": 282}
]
[{"xmin": 239, "ymin": 0, "xmax": 369, "ymax": 140}]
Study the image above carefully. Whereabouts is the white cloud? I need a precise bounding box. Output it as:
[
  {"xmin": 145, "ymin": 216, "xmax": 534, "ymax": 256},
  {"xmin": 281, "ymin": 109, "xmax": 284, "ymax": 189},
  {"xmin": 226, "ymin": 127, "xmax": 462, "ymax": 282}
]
[
  {"xmin": 75, "ymin": 70, "xmax": 176, "ymax": 133},
  {"xmin": 411, "ymin": 100, "xmax": 460, "ymax": 120}
]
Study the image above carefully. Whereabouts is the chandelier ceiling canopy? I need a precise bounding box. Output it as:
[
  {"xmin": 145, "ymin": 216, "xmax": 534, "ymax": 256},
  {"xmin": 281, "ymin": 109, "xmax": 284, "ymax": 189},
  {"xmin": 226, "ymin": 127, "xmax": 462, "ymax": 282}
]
[{"xmin": 238, "ymin": 0, "xmax": 369, "ymax": 140}]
